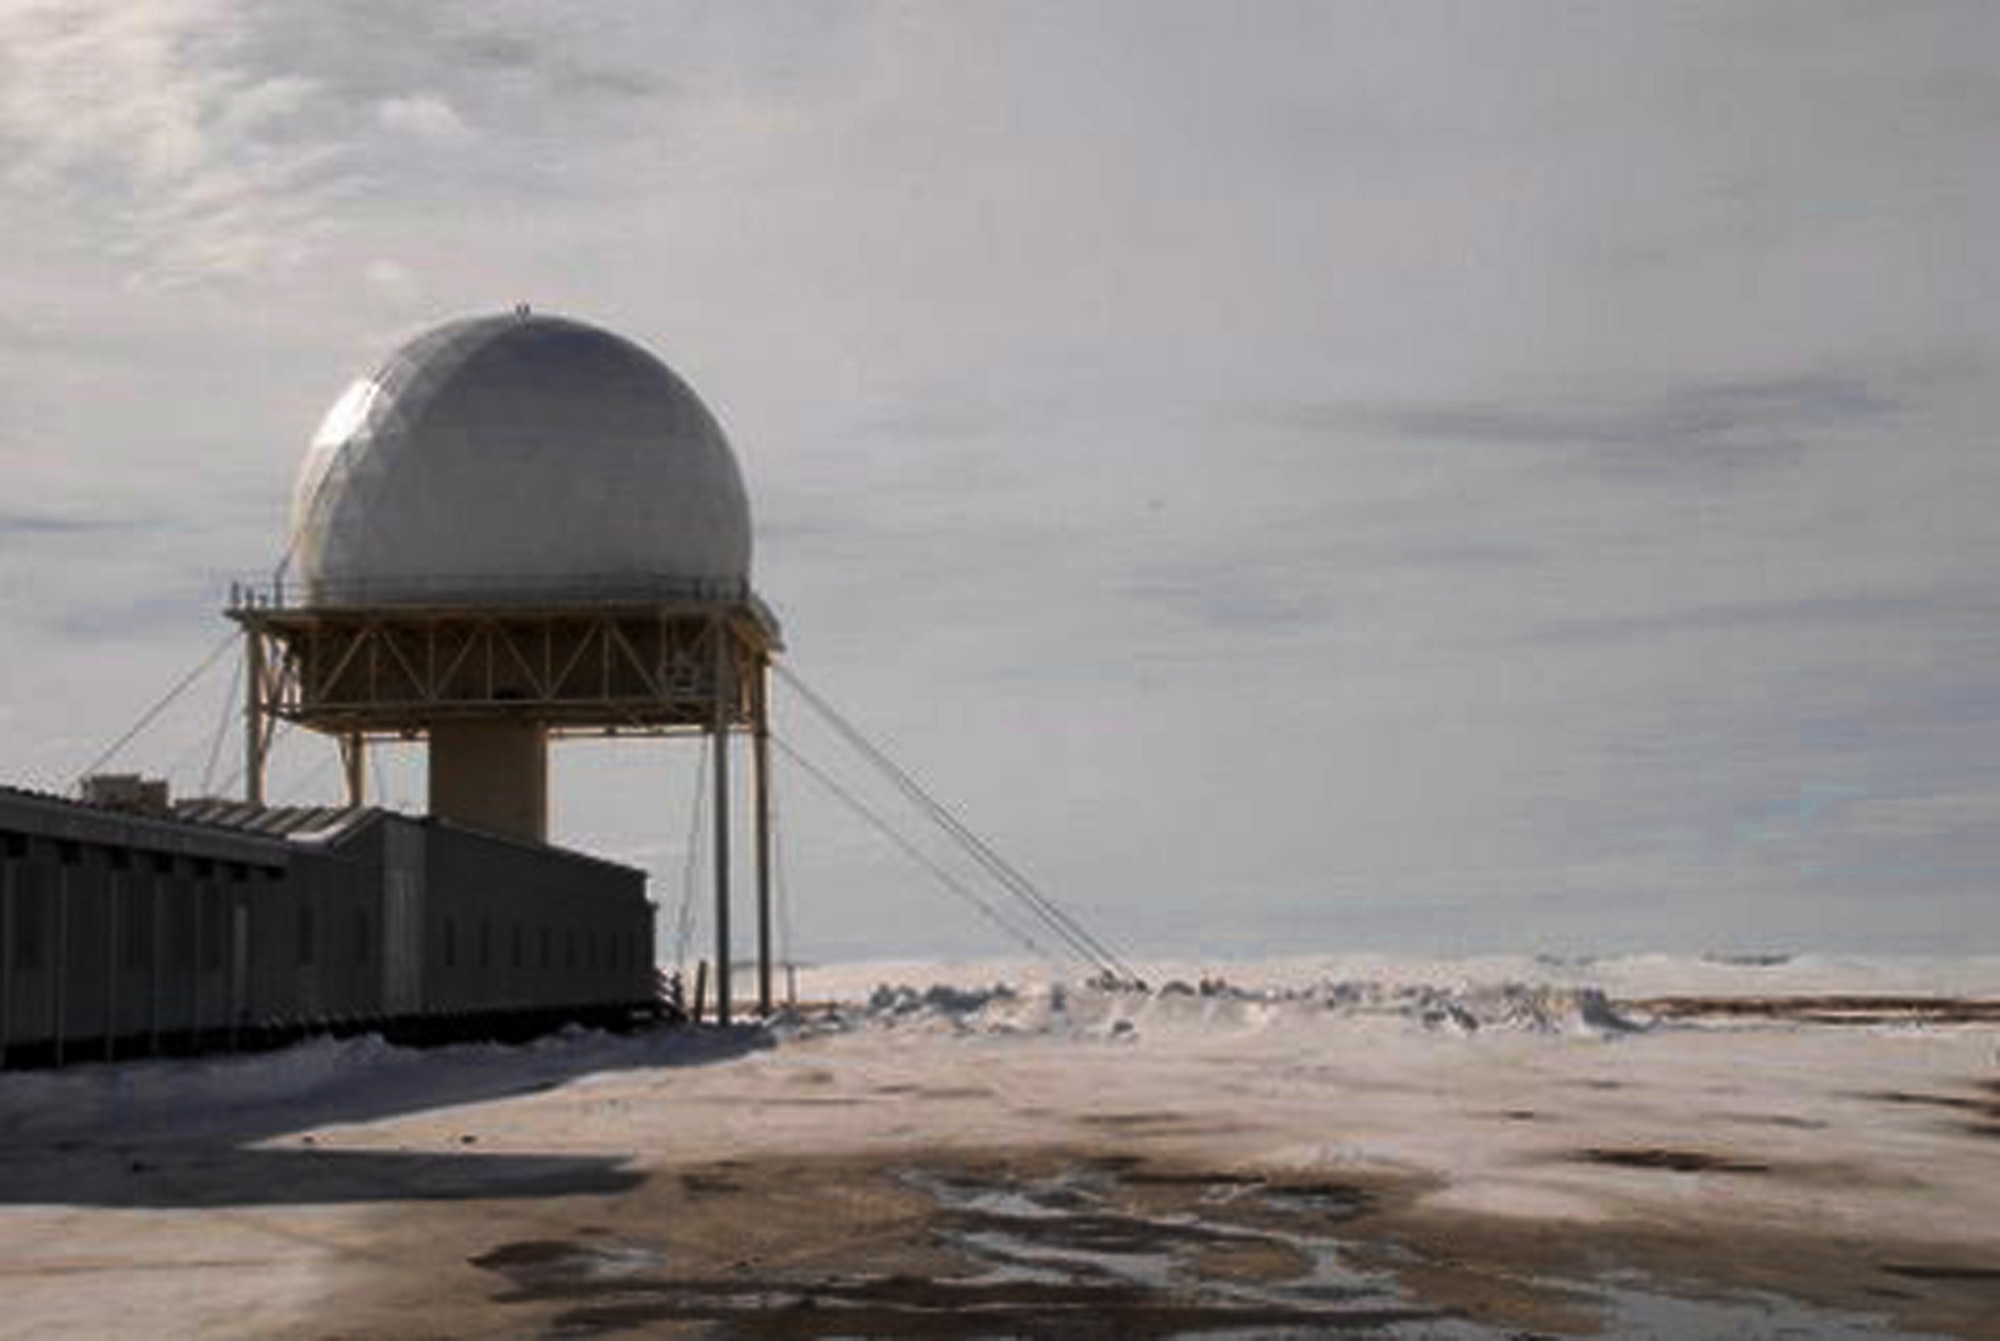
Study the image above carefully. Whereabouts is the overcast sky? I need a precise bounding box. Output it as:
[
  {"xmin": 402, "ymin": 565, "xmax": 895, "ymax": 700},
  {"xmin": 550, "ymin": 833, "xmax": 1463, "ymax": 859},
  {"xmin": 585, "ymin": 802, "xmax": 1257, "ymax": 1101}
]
[{"xmin": 1, "ymin": 2, "xmax": 1995, "ymax": 966}]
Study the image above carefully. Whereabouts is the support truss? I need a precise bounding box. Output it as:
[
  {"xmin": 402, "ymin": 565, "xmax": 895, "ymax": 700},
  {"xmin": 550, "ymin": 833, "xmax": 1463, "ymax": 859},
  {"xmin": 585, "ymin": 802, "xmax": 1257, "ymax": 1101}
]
[{"xmin": 230, "ymin": 601, "xmax": 777, "ymax": 739}]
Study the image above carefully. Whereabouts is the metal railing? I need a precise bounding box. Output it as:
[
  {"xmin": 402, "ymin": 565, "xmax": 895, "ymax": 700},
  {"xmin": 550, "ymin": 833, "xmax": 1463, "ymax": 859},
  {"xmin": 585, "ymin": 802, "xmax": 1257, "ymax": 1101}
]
[{"xmin": 228, "ymin": 570, "xmax": 756, "ymax": 612}]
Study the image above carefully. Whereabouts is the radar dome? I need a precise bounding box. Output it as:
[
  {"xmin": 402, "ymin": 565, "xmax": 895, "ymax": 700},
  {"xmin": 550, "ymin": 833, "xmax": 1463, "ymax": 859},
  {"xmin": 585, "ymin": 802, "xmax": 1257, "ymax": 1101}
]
[{"xmin": 289, "ymin": 312, "xmax": 751, "ymax": 605}]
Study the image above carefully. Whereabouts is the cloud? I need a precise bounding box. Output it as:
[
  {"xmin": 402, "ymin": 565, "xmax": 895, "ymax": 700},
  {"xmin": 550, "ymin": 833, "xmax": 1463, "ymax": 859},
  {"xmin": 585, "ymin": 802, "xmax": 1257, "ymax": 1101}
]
[
  {"xmin": 1257, "ymin": 374, "xmax": 1900, "ymax": 480},
  {"xmin": 362, "ymin": 257, "xmax": 422, "ymax": 307},
  {"xmin": 374, "ymin": 93, "xmax": 471, "ymax": 147},
  {"xmin": 382, "ymin": 17, "xmax": 663, "ymax": 105},
  {"xmin": 1527, "ymin": 593, "xmax": 1957, "ymax": 650},
  {"xmin": 0, "ymin": 507, "xmax": 131, "ymax": 537},
  {"xmin": 0, "ymin": 0, "xmax": 352, "ymax": 286},
  {"xmin": 1840, "ymin": 791, "xmax": 2000, "ymax": 844}
]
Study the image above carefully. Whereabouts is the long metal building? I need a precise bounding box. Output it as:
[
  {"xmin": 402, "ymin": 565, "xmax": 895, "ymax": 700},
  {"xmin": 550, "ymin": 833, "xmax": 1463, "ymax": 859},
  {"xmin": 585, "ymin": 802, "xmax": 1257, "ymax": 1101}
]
[{"xmin": 0, "ymin": 785, "xmax": 656, "ymax": 1068}]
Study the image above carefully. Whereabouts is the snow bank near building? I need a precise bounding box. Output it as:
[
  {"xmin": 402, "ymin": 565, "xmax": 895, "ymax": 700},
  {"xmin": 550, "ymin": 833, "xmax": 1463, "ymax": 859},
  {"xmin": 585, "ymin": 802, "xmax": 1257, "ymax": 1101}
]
[{"xmin": 0, "ymin": 1024, "xmax": 755, "ymax": 1144}]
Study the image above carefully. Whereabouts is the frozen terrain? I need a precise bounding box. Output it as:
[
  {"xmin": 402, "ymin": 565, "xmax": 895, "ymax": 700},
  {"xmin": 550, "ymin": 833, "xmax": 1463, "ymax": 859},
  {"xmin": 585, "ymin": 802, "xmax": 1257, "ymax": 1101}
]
[{"xmin": 1, "ymin": 953, "xmax": 1997, "ymax": 1337}]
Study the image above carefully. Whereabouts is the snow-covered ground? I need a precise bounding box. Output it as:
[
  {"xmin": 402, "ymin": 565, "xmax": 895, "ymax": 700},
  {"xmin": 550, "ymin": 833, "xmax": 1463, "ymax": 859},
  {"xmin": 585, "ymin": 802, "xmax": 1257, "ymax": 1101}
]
[{"xmin": 2, "ymin": 954, "xmax": 1997, "ymax": 1337}]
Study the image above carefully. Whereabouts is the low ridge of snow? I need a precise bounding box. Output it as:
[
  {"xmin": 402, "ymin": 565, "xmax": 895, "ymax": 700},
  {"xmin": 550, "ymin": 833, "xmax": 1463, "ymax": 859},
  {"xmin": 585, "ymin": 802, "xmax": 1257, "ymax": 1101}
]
[
  {"xmin": 799, "ymin": 950, "xmax": 2000, "ymax": 1003},
  {"xmin": 826, "ymin": 975, "xmax": 1643, "ymax": 1038}
]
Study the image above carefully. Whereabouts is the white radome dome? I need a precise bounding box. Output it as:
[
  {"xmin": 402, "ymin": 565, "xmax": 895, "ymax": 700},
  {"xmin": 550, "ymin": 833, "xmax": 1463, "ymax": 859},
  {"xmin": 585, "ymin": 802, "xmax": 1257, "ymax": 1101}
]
[{"xmin": 289, "ymin": 311, "xmax": 751, "ymax": 605}]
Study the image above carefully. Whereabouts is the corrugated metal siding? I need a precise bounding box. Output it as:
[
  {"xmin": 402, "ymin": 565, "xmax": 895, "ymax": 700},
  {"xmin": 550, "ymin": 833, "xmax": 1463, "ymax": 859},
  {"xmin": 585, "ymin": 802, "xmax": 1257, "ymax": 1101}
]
[
  {"xmin": 1, "ymin": 792, "xmax": 654, "ymax": 1065},
  {"xmin": 382, "ymin": 821, "xmax": 424, "ymax": 1016}
]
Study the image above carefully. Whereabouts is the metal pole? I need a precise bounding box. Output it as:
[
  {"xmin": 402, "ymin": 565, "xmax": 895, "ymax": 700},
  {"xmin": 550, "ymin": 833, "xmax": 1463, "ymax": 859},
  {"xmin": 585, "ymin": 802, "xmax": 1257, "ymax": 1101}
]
[
  {"xmin": 752, "ymin": 658, "xmax": 774, "ymax": 1017},
  {"xmin": 244, "ymin": 631, "xmax": 267, "ymax": 807},
  {"xmin": 711, "ymin": 622, "xmax": 733, "ymax": 1027}
]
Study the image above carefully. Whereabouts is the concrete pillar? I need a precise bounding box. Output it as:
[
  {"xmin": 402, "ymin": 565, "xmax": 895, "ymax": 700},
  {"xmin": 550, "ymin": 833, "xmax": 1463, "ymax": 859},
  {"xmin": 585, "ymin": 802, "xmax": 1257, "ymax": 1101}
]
[
  {"xmin": 341, "ymin": 734, "xmax": 366, "ymax": 808},
  {"xmin": 244, "ymin": 634, "xmax": 267, "ymax": 808},
  {"xmin": 429, "ymin": 722, "xmax": 548, "ymax": 842}
]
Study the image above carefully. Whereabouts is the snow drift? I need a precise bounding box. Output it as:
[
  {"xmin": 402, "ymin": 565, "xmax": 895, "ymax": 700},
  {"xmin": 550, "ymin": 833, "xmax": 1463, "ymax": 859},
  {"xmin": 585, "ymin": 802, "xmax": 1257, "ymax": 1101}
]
[{"xmin": 810, "ymin": 973, "xmax": 1644, "ymax": 1039}]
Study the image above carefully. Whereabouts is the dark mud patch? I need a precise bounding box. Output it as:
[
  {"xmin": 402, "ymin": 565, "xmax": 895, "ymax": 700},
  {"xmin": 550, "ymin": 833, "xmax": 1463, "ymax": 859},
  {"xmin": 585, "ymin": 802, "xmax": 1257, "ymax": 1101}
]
[
  {"xmin": 871, "ymin": 1084, "xmax": 995, "ymax": 1100},
  {"xmin": 1716, "ymin": 1111, "xmax": 1829, "ymax": 1130},
  {"xmin": 1629, "ymin": 994, "xmax": 2000, "ymax": 1024},
  {"xmin": 947, "ymin": 1204, "xmax": 1243, "ymax": 1256},
  {"xmin": 1860, "ymin": 1089, "xmax": 1988, "ymax": 1113},
  {"xmin": 1860, "ymin": 1084, "xmax": 2000, "ymax": 1140},
  {"xmin": 1254, "ymin": 1182, "xmax": 1377, "ymax": 1220},
  {"xmin": 430, "ymin": 1147, "xmax": 1991, "ymax": 1341},
  {"xmin": 1077, "ymin": 1110, "xmax": 1198, "ymax": 1130},
  {"xmin": 547, "ymin": 1278, "xmax": 1436, "ymax": 1338},
  {"xmin": 470, "ymin": 1162, "xmax": 1444, "ymax": 1339},
  {"xmin": 1073, "ymin": 1111, "xmax": 1244, "ymax": 1141},
  {"xmin": 473, "ymin": 1156, "xmax": 1451, "ymax": 1338},
  {"xmin": 1881, "ymin": 1263, "xmax": 2000, "ymax": 1282},
  {"xmin": 1572, "ymin": 1147, "xmax": 1771, "ymax": 1175},
  {"xmin": 898, "ymin": 1162, "xmax": 1444, "ymax": 1336},
  {"xmin": 470, "ymin": 1236, "xmax": 666, "ymax": 1290},
  {"xmin": 1077, "ymin": 1152, "xmax": 1146, "ymax": 1174},
  {"xmin": 1190, "ymin": 1235, "xmax": 1317, "ymax": 1283},
  {"xmin": 471, "ymin": 1239, "xmax": 573, "ymax": 1272},
  {"xmin": 1117, "ymin": 1167, "xmax": 1265, "ymax": 1189},
  {"xmin": 679, "ymin": 1171, "xmax": 744, "ymax": 1195}
]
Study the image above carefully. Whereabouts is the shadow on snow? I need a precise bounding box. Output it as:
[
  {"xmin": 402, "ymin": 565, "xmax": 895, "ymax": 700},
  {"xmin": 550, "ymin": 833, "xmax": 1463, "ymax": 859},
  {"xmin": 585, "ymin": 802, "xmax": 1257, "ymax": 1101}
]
[{"xmin": 0, "ymin": 1022, "xmax": 768, "ymax": 1209}]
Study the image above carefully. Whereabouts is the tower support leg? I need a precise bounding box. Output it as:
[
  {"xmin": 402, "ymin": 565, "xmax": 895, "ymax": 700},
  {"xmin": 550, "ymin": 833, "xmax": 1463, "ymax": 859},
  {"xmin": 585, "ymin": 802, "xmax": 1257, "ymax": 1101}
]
[
  {"xmin": 752, "ymin": 660, "xmax": 774, "ymax": 1017},
  {"xmin": 711, "ymin": 624, "xmax": 733, "ymax": 1027},
  {"xmin": 244, "ymin": 633, "xmax": 268, "ymax": 807}
]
